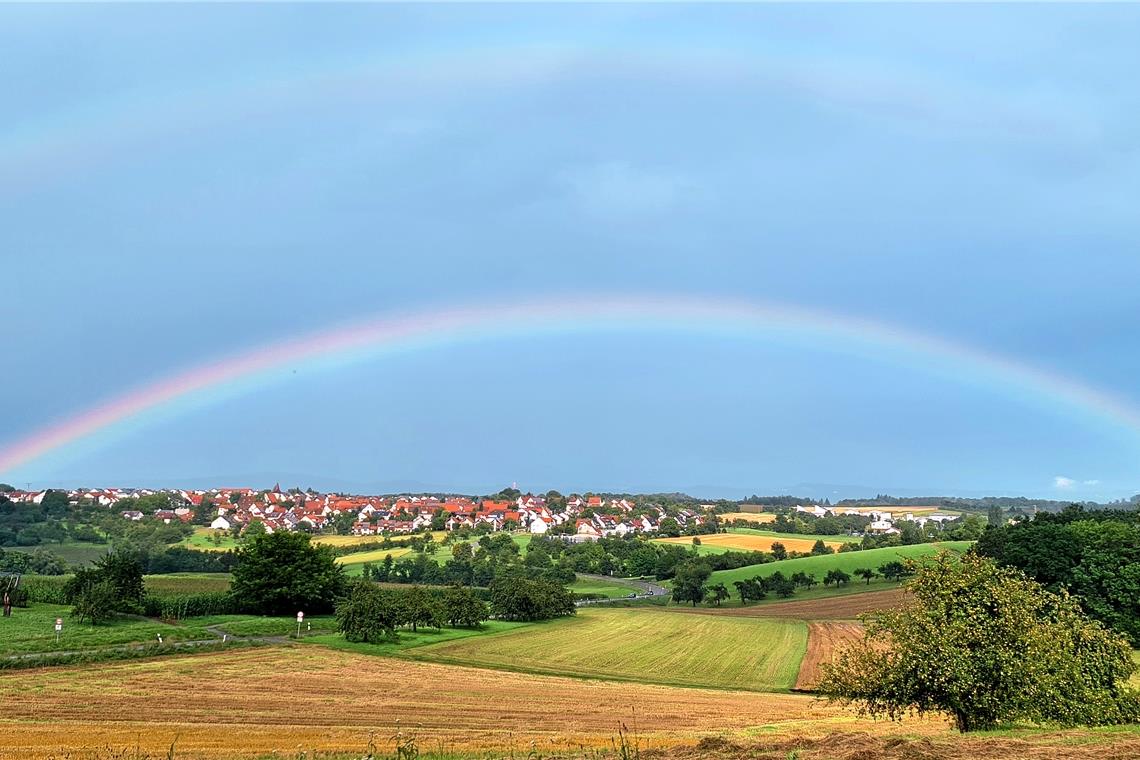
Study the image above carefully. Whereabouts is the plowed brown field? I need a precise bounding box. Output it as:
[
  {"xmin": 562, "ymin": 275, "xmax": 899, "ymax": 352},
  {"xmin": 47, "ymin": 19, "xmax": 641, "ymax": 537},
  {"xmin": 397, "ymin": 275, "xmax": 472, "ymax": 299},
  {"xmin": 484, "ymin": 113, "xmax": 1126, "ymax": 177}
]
[
  {"xmin": 793, "ymin": 621, "xmax": 864, "ymax": 690},
  {"xmin": 669, "ymin": 587, "xmax": 907, "ymax": 620}
]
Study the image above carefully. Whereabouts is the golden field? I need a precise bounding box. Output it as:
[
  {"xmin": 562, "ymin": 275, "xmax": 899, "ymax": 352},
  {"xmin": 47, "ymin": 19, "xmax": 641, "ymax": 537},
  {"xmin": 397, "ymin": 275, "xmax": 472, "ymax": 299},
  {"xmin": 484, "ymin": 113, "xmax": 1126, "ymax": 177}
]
[
  {"xmin": 0, "ymin": 646, "xmax": 860, "ymax": 758},
  {"xmin": 655, "ymin": 532, "xmax": 847, "ymax": 554},
  {"xmin": 719, "ymin": 512, "xmax": 777, "ymax": 524}
]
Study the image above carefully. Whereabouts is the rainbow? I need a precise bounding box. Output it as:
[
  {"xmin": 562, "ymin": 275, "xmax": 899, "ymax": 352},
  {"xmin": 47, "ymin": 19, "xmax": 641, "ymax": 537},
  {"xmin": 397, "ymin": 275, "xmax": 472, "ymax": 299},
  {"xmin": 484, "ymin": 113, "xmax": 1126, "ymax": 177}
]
[{"xmin": 2, "ymin": 294, "xmax": 1139, "ymax": 477}]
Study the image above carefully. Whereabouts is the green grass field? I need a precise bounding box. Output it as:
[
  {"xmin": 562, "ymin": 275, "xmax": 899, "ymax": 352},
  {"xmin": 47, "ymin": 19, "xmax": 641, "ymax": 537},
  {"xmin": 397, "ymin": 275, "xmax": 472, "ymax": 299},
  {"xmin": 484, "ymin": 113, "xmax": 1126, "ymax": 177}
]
[
  {"xmin": 411, "ymin": 606, "xmax": 807, "ymax": 691},
  {"xmin": 703, "ymin": 541, "xmax": 973, "ymax": 587},
  {"xmin": 306, "ymin": 619, "xmax": 530, "ymax": 657},
  {"xmin": 569, "ymin": 577, "xmax": 638, "ymax": 599},
  {"xmin": 0, "ymin": 604, "xmax": 213, "ymax": 655}
]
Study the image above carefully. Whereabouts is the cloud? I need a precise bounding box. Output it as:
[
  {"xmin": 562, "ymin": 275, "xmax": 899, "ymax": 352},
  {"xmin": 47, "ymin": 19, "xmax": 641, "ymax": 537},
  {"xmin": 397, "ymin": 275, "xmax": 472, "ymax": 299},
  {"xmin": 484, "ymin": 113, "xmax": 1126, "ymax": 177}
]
[
  {"xmin": 1054, "ymin": 476, "xmax": 1076, "ymax": 490},
  {"xmin": 557, "ymin": 161, "xmax": 691, "ymax": 219},
  {"xmin": 1083, "ymin": 479, "xmax": 1100, "ymax": 486}
]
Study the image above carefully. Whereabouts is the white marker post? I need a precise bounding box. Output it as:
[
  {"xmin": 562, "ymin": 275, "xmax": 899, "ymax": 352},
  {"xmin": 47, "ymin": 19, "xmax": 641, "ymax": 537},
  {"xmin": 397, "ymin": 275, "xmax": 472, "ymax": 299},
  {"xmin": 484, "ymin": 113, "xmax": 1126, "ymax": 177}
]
[
  {"xmin": 54, "ymin": 617, "xmax": 62, "ymax": 644},
  {"xmin": 296, "ymin": 611, "xmax": 304, "ymax": 638}
]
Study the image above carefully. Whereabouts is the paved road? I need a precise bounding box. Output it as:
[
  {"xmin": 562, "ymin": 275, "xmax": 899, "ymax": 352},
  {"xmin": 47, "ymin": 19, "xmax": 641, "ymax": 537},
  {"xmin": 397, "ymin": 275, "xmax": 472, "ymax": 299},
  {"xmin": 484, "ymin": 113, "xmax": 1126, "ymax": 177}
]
[{"xmin": 575, "ymin": 573, "xmax": 668, "ymax": 605}]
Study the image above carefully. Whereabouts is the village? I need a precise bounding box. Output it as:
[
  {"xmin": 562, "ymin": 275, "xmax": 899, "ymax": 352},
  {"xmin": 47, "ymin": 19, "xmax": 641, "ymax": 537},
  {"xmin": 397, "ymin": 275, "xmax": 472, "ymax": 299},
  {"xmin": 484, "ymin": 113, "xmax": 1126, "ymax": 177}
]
[{"xmin": 3, "ymin": 485, "xmax": 967, "ymax": 542}]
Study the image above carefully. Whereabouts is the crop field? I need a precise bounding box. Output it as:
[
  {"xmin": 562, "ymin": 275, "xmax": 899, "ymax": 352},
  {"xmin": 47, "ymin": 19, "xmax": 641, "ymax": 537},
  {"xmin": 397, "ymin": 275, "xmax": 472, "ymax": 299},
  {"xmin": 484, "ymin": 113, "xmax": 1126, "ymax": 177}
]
[
  {"xmin": 334, "ymin": 546, "xmax": 412, "ymax": 569},
  {"xmin": 7, "ymin": 541, "xmax": 109, "ymax": 566},
  {"xmin": 4, "ymin": 647, "xmax": 1135, "ymax": 760},
  {"xmin": 0, "ymin": 646, "xmax": 864, "ymax": 759},
  {"xmin": 719, "ymin": 511, "xmax": 777, "ymax": 524},
  {"xmin": 144, "ymin": 573, "xmax": 232, "ymax": 595},
  {"xmin": 793, "ymin": 621, "xmax": 864, "ymax": 690},
  {"xmin": 0, "ymin": 603, "xmax": 212, "ymax": 655},
  {"xmin": 704, "ymin": 541, "xmax": 973, "ymax": 588},
  {"xmin": 727, "ymin": 526, "xmax": 863, "ymax": 543},
  {"xmin": 655, "ymin": 532, "xmax": 849, "ymax": 555},
  {"xmin": 411, "ymin": 607, "xmax": 807, "ymax": 691}
]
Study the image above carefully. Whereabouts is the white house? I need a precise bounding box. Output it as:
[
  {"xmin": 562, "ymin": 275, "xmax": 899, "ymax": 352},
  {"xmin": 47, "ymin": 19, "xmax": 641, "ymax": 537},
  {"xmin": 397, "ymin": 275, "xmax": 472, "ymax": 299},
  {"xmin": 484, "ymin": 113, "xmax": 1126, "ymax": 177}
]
[
  {"xmin": 210, "ymin": 516, "xmax": 232, "ymax": 531},
  {"xmin": 529, "ymin": 516, "xmax": 550, "ymax": 534}
]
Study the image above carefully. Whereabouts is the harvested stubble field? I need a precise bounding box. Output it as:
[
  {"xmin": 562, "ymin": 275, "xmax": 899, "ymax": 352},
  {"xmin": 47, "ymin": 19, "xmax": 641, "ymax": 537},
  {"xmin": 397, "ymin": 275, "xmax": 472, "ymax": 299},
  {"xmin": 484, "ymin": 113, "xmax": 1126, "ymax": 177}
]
[
  {"xmin": 655, "ymin": 533, "xmax": 847, "ymax": 554},
  {"xmin": 3, "ymin": 648, "xmax": 1137, "ymax": 760},
  {"xmin": 0, "ymin": 646, "xmax": 855, "ymax": 759}
]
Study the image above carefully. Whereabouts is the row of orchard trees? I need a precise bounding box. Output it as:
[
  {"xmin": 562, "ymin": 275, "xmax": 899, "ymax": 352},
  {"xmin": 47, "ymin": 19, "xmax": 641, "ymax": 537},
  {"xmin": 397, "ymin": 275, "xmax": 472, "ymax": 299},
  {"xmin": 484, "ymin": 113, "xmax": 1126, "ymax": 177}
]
[
  {"xmin": 670, "ymin": 560, "xmax": 916, "ymax": 607},
  {"xmin": 336, "ymin": 575, "xmax": 577, "ymax": 642}
]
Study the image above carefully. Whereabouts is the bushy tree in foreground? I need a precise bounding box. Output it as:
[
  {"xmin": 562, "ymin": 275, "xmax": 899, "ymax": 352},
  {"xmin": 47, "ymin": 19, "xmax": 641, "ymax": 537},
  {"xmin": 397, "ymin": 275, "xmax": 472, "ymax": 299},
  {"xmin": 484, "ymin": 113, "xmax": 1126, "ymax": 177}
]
[
  {"xmin": 819, "ymin": 553, "xmax": 1139, "ymax": 732},
  {"xmin": 231, "ymin": 531, "xmax": 346, "ymax": 615}
]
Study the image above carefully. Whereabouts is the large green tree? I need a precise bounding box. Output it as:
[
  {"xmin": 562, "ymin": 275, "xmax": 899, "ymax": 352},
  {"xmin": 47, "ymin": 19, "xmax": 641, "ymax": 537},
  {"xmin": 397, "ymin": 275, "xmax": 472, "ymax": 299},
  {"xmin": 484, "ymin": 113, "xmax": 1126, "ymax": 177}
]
[
  {"xmin": 230, "ymin": 531, "xmax": 346, "ymax": 615},
  {"xmin": 335, "ymin": 580, "xmax": 399, "ymax": 642},
  {"xmin": 670, "ymin": 560, "xmax": 711, "ymax": 607},
  {"xmin": 819, "ymin": 553, "xmax": 1139, "ymax": 731}
]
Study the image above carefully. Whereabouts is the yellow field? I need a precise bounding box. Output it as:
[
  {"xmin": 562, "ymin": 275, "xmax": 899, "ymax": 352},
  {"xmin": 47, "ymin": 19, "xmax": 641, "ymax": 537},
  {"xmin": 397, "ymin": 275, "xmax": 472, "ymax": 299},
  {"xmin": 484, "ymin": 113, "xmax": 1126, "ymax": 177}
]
[
  {"xmin": 720, "ymin": 512, "xmax": 777, "ymax": 524},
  {"xmin": 413, "ymin": 607, "xmax": 806, "ymax": 691},
  {"xmin": 335, "ymin": 547, "xmax": 412, "ymax": 565},
  {"xmin": 656, "ymin": 533, "xmax": 846, "ymax": 554},
  {"xmin": 315, "ymin": 530, "xmax": 446, "ymax": 547},
  {"xmin": 0, "ymin": 646, "xmax": 857, "ymax": 759}
]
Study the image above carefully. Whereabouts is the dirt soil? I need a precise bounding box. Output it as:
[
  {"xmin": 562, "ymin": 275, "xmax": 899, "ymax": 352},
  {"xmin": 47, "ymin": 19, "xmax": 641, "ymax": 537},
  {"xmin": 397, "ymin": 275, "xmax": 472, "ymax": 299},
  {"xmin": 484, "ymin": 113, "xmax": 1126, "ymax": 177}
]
[
  {"xmin": 672, "ymin": 587, "xmax": 908, "ymax": 620},
  {"xmin": 794, "ymin": 621, "xmax": 864, "ymax": 690}
]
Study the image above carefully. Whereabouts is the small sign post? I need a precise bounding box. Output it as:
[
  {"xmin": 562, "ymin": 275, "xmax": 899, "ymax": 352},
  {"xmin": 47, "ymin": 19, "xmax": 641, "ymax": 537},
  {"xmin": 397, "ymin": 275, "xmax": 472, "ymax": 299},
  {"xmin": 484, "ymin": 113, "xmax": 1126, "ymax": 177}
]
[
  {"xmin": 296, "ymin": 611, "xmax": 304, "ymax": 638},
  {"xmin": 54, "ymin": 617, "xmax": 62, "ymax": 644}
]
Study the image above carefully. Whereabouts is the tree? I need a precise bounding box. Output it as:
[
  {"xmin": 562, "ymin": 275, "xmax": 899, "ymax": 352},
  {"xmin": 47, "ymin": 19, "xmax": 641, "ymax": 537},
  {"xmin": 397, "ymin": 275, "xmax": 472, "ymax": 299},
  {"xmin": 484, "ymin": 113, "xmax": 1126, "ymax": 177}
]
[
  {"xmin": 71, "ymin": 579, "xmax": 118, "ymax": 625},
  {"xmin": 878, "ymin": 561, "xmax": 907, "ymax": 582},
  {"xmin": 93, "ymin": 550, "xmax": 146, "ymax": 611},
  {"xmin": 770, "ymin": 542, "xmax": 787, "ymax": 561},
  {"xmin": 335, "ymin": 580, "xmax": 399, "ymax": 642},
  {"xmin": 810, "ymin": 539, "xmax": 834, "ymax": 556},
  {"xmin": 854, "ymin": 568, "xmax": 877, "ymax": 585},
  {"xmin": 230, "ymin": 531, "xmax": 346, "ymax": 615},
  {"xmin": 824, "ymin": 569, "xmax": 851, "ymax": 587},
  {"xmin": 709, "ymin": 583, "xmax": 729, "ymax": 606},
  {"xmin": 400, "ymin": 585, "xmax": 443, "ymax": 632},
  {"xmin": 489, "ymin": 577, "xmax": 575, "ymax": 621},
  {"xmin": 819, "ymin": 553, "xmax": 1140, "ymax": 732},
  {"xmin": 658, "ymin": 518, "xmax": 682, "ymax": 538},
  {"xmin": 443, "ymin": 585, "xmax": 488, "ymax": 628},
  {"xmin": 986, "ymin": 504, "xmax": 1004, "ymax": 528},
  {"xmin": 192, "ymin": 496, "xmax": 215, "ymax": 526},
  {"xmin": 670, "ymin": 561, "xmax": 711, "ymax": 607}
]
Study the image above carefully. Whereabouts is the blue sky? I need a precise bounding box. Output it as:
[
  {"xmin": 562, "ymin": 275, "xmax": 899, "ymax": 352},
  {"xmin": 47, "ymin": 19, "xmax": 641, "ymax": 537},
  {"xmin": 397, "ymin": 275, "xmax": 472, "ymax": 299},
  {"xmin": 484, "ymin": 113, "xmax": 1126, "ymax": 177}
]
[{"xmin": 2, "ymin": 4, "xmax": 1139, "ymax": 500}]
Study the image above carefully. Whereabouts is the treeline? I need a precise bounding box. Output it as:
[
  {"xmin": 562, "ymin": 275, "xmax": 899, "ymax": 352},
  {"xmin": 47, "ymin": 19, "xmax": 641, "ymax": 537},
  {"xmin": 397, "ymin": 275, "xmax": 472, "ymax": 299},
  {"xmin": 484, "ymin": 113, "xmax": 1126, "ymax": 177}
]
[
  {"xmin": 670, "ymin": 559, "xmax": 916, "ymax": 607},
  {"xmin": 975, "ymin": 506, "xmax": 1140, "ymax": 645}
]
